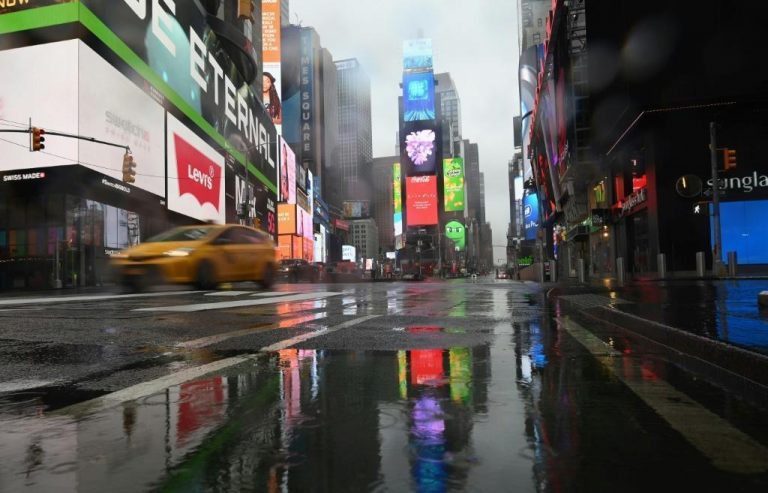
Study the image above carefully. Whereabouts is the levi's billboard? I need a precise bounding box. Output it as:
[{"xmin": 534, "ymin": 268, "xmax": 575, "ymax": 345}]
[
  {"xmin": 406, "ymin": 175, "xmax": 438, "ymax": 226},
  {"xmin": 167, "ymin": 113, "xmax": 225, "ymax": 223}
]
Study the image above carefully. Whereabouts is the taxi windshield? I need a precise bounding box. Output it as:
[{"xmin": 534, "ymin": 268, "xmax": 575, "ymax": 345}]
[{"xmin": 145, "ymin": 227, "xmax": 216, "ymax": 243}]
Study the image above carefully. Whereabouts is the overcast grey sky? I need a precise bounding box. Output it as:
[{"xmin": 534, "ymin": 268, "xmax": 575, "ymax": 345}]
[{"xmin": 290, "ymin": 0, "xmax": 520, "ymax": 263}]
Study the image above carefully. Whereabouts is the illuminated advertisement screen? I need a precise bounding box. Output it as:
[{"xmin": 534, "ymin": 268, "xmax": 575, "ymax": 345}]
[
  {"xmin": 443, "ymin": 158, "xmax": 465, "ymax": 212},
  {"xmin": 410, "ymin": 349, "xmax": 444, "ymax": 386},
  {"xmin": 167, "ymin": 113, "xmax": 225, "ymax": 224},
  {"xmin": 277, "ymin": 235, "xmax": 292, "ymax": 260},
  {"xmin": 279, "ymin": 138, "xmax": 296, "ymax": 204},
  {"xmin": 342, "ymin": 245, "xmax": 356, "ymax": 261},
  {"xmin": 712, "ymin": 200, "xmax": 768, "ymax": 264},
  {"xmin": 343, "ymin": 200, "xmax": 371, "ymax": 219},
  {"xmin": 262, "ymin": 0, "xmax": 282, "ymax": 128},
  {"xmin": 402, "ymin": 122, "xmax": 438, "ymax": 175},
  {"xmin": 278, "ymin": 203, "xmax": 297, "ymax": 235},
  {"xmin": 403, "ymin": 38, "xmax": 433, "ymax": 71},
  {"xmin": 403, "ymin": 72, "xmax": 435, "ymax": 121},
  {"xmin": 523, "ymin": 191, "xmax": 540, "ymax": 240},
  {"xmin": 444, "ymin": 221, "xmax": 465, "ymax": 251},
  {"xmin": 406, "ymin": 176, "xmax": 438, "ymax": 226},
  {"xmin": 80, "ymin": 0, "xmax": 278, "ymax": 191},
  {"xmin": 393, "ymin": 163, "xmax": 403, "ymax": 237},
  {"xmin": 292, "ymin": 236, "xmax": 303, "ymax": 260}
]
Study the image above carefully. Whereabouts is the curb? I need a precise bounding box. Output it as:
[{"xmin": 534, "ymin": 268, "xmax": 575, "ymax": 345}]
[{"xmin": 552, "ymin": 292, "xmax": 768, "ymax": 402}]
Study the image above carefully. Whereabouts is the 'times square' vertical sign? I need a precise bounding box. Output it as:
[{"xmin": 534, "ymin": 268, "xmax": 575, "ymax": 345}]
[{"xmin": 300, "ymin": 30, "xmax": 314, "ymax": 157}]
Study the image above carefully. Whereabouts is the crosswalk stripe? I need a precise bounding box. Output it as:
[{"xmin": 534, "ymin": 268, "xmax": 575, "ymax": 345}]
[
  {"xmin": 251, "ymin": 291, "xmax": 299, "ymax": 297},
  {"xmin": 0, "ymin": 291, "xmax": 201, "ymax": 306},
  {"xmin": 204, "ymin": 291, "xmax": 253, "ymax": 297},
  {"xmin": 134, "ymin": 291, "xmax": 342, "ymax": 312},
  {"xmin": 260, "ymin": 315, "xmax": 379, "ymax": 352}
]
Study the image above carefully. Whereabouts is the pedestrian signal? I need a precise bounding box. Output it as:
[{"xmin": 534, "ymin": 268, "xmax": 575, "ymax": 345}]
[{"xmin": 122, "ymin": 152, "xmax": 137, "ymax": 183}]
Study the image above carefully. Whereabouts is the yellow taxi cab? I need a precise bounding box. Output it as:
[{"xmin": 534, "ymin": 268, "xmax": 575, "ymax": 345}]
[{"xmin": 110, "ymin": 224, "xmax": 277, "ymax": 291}]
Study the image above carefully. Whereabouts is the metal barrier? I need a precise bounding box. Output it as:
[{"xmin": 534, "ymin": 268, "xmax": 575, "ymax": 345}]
[
  {"xmin": 617, "ymin": 257, "xmax": 625, "ymax": 285},
  {"xmin": 549, "ymin": 260, "xmax": 557, "ymax": 282},
  {"xmin": 657, "ymin": 253, "xmax": 667, "ymax": 279},
  {"xmin": 727, "ymin": 251, "xmax": 737, "ymax": 277},
  {"xmin": 577, "ymin": 258, "xmax": 585, "ymax": 284},
  {"xmin": 696, "ymin": 251, "xmax": 706, "ymax": 277}
]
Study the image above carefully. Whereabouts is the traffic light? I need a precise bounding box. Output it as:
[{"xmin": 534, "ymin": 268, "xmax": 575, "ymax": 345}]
[
  {"xmin": 30, "ymin": 127, "xmax": 45, "ymax": 151},
  {"xmin": 122, "ymin": 152, "xmax": 137, "ymax": 183},
  {"xmin": 722, "ymin": 148, "xmax": 737, "ymax": 170}
]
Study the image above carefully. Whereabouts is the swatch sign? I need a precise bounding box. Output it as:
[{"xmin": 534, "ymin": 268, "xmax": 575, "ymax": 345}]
[{"xmin": 174, "ymin": 134, "xmax": 222, "ymax": 211}]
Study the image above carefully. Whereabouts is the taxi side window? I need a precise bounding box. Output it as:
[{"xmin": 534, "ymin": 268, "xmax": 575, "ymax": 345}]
[
  {"xmin": 240, "ymin": 228, "xmax": 267, "ymax": 244},
  {"xmin": 213, "ymin": 228, "xmax": 239, "ymax": 245}
]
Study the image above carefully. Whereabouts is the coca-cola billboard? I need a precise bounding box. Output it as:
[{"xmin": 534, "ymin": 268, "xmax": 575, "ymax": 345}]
[{"xmin": 406, "ymin": 175, "xmax": 438, "ymax": 226}]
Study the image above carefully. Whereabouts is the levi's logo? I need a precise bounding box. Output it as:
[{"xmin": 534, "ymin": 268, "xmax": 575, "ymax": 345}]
[{"xmin": 174, "ymin": 134, "xmax": 221, "ymax": 211}]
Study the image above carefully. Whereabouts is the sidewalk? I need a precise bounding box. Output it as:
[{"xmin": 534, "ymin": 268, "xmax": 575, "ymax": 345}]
[{"xmin": 550, "ymin": 277, "xmax": 768, "ymax": 392}]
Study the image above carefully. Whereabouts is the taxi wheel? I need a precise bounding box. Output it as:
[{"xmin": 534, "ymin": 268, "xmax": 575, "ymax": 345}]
[
  {"xmin": 195, "ymin": 261, "xmax": 217, "ymax": 290},
  {"xmin": 259, "ymin": 264, "xmax": 274, "ymax": 289}
]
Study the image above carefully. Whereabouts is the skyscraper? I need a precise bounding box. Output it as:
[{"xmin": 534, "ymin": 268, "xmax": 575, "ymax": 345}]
[
  {"xmin": 335, "ymin": 58, "xmax": 373, "ymax": 206},
  {"xmin": 372, "ymin": 156, "xmax": 398, "ymax": 251},
  {"xmin": 435, "ymin": 73, "xmax": 462, "ymax": 156}
]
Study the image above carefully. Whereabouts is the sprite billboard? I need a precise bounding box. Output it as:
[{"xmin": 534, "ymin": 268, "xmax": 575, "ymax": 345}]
[{"xmin": 443, "ymin": 157, "xmax": 465, "ymax": 212}]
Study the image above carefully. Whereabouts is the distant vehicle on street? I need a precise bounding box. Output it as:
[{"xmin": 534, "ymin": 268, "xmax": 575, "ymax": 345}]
[
  {"xmin": 110, "ymin": 224, "xmax": 277, "ymax": 291},
  {"xmin": 278, "ymin": 259, "xmax": 320, "ymax": 283}
]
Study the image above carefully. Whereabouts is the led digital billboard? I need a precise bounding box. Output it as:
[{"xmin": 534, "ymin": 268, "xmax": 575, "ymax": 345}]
[
  {"xmin": 523, "ymin": 191, "xmax": 540, "ymax": 240},
  {"xmin": 406, "ymin": 176, "xmax": 438, "ymax": 226},
  {"xmin": 262, "ymin": 0, "xmax": 282, "ymax": 129},
  {"xmin": 712, "ymin": 199, "xmax": 768, "ymax": 264},
  {"xmin": 403, "ymin": 72, "xmax": 436, "ymax": 121},
  {"xmin": 403, "ymin": 38, "xmax": 433, "ymax": 71},
  {"xmin": 443, "ymin": 158, "xmax": 465, "ymax": 212},
  {"xmin": 279, "ymin": 138, "xmax": 296, "ymax": 204},
  {"xmin": 343, "ymin": 201, "xmax": 371, "ymax": 219},
  {"xmin": 444, "ymin": 221, "xmax": 466, "ymax": 251},
  {"xmin": 278, "ymin": 203, "xmax": 297, "ymax": 235},
  {"xmin": 402, "ymin": 122, "xmax": 438, "ymax": 175},
  {"xmin": 393, "ymin": 163, "xmax": 404, "ymax": 241}
]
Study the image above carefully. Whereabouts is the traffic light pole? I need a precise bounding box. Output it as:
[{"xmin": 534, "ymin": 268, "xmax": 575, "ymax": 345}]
[
  {"xmin": 0, "ymin": 128, "xmax": 130, "ymax": 151},
  {"xmin": 710, "ymin": 121, "xmax": 723, "ymax": 276}
]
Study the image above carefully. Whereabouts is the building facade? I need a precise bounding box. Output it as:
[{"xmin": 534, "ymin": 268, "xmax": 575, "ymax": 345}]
[
  {"xmin": 526, "ymin": 0, "xmax": 768, "ymax": 280},
  {"xmin": 349, "ymin": 219, "xmax": 379, "ymax": 262},
  {"xmin": 0, "ymin": 1, "xmax": 278, "ymax": 290},
  {"xmin": 371, "ymin": 156, "xmax": 398, "ymax": 252}
]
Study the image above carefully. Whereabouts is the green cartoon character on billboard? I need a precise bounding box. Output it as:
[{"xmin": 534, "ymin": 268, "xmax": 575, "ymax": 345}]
[{"xmin": 445, "ymin": 221, "xmax": 466, "ymax": 251}]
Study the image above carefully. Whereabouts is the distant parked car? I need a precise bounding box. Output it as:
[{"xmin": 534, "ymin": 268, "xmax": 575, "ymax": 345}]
[{"xmin": 278, "ymin": 259, "xmax": 320, "ymax": 283}]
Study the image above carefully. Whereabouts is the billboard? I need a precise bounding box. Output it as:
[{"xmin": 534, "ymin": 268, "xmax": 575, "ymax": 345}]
[
  {"xmin": 443, "ymin": 158, "xmax": 465, "ymax": 212},
  {"xmin": 279, "ymin": 138, "xmax": 296, "ymax": 204},
  {"xmin": 297, "ymin": 206, "xmax": 313, "ymax": 239},
  {"xmin": 403, "ymin": 38, "xmax": 433, "ymax": 71},
  {"xmin": 403, "ymin": 72, "xmax": 435, "ymax": 121},
  {"xmin": 167, "ymin": 113, "xmax": 225, "ymax": 224},
  {"xmin": 402, "ymin": 122, "xmax": 438, "ymax": 175},
  {"xmin": 406, "ymin": 176, "xmax": 438, "ymax": 226},
  {"xmin": 0, "ymin": 40, "xmax": 167, "ymax": 197},
  {"xmin": 278, "ymin": 203, "xmax": 297, "ymax": 235},
  {"xmin": 343, "ymin": 200, "xmax": 371, "ymax": 219},
  {"xmin": 262, "ymin": 0, "xmax": 282, "ymax": 129},
  {"xmin": 80, "ymin": 0, "xmax": 278, "ymax": 192},
  {"xmin": 342, "ymin": 245, "xmax": 356, "ymax": 261},
  {"xmin": 445, "ymin": 221, "xmax": 466, "ymax": 251},
  {"xmin": 393, "ymin": 163, "xmax": 403, "ymax": 239},
  {"xmin": 523, "ymin": 191, "xmax": 540, "ymax": 240}
]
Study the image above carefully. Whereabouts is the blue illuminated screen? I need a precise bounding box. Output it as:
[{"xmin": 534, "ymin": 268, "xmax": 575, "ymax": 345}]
[{"xmin": 711, "ymin": 200, "xmax": 768, "ymax": 264}]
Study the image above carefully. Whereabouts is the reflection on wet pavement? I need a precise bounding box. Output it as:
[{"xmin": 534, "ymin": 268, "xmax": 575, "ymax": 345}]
[{"xmin": 1, "ymin": 285, "xmax": 767, "ymax": 492}]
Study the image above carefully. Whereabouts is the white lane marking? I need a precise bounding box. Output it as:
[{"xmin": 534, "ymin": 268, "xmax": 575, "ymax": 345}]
[
  {"xmin": 558, "ymin": 316, "xmax": 768, "ymax": 474},
  {"xmin": 175, "ymin": 312, "xmax": 329, "ymax": 350},
  {"xmin": 0, "ymin": 379, "xmax": 57, "ymax": 393},
  {"xmin": 134, "ymin": 291, "xmax": 342, "ymax": 312},
  {"xmin": 251, "ymin": 291, "xmax": 299, "ymax": 297},
  {"xmin": 58, "ymin": 315, "xmax": 378, "ymax": 415},
  {"xmin": 57, "ymin": 355, "xmax": 258, "ymax": 417},
  {"xmin": 260, "ymin": 315, "xmax": 379, "ymax": 352},
  {"xmin": 0, "ymin": 291, "xmax": 200, "ymax": 306},
  {"xmin": 204, "ymin": 291, "xmax": 253, "ymax": 297}
]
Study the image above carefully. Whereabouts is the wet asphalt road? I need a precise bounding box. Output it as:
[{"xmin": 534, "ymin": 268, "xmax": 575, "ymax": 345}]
[{"xmin": 1, "ymin": 278, "xmax": 768, "ymax": 492}]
